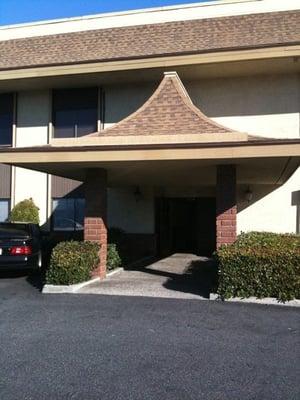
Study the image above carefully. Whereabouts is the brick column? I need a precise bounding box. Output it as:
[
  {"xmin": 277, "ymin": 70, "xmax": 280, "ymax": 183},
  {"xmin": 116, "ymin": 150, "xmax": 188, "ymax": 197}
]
[
  {"xmin": 216, "ymin": 165, "xmax": 237, "ymax": 249},
  {"xmin": 84, "ymin": 169, "xmax": 107, "ymax": 279}
]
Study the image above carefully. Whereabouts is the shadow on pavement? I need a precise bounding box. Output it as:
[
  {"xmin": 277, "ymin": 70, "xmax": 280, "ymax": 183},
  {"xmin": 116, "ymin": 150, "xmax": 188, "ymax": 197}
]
[
  {"xmin": 125, "ymin": 255, "xmax": 218, "ymax": 299},
  {"xmin": 163, "ymin": 258, "xmax": 218, "ymax": 298},
  {"xmin": 0, "ymin": 270, "xmax": 44, "ymax": 292},
  {"xmin": 27, "ymin": 271, "xmax": 44, "ymax": 292}
]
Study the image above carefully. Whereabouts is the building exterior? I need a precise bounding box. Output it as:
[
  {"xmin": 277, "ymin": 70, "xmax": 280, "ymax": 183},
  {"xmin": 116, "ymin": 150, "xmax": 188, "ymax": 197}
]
[{"xmin": 0, "ymin": 0, "xmax": 299, "ymax": 277}]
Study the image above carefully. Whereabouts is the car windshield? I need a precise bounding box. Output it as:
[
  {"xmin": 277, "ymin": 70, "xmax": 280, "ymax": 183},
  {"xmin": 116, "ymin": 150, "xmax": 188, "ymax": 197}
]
[{"xmin": 0, "ymin": 223, "xmax": 30, "ymax": 238}]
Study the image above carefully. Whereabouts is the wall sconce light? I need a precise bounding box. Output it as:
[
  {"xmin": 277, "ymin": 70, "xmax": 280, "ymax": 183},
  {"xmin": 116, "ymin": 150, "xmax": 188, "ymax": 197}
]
[
  {"xmin": 245, "ymin": 187, "xmax": 253, "ymax": 203},
  {"xmin": 134, "ymin": 186, "xmax": 143, "ymax": 202}
]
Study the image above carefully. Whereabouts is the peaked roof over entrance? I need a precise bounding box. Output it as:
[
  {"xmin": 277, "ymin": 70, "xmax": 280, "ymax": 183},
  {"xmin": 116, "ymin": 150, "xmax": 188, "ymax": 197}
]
[
  {"xmin": 0, "ymin": 67, "xmax": 299, "ymax": 183},
  {"xmin": 91, "ymin": 71, "xmax": 236, "ymax": 137}
]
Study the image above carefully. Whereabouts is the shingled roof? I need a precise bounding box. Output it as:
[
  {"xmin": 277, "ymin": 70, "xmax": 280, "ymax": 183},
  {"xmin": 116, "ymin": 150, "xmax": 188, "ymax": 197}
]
[
  {"xmin": 0, "ymin": 11, "xmax": 299, "ymax": 71},
  {"xmin": 90, "ymin": 71, "xmax": 235, "ymax": 137}
]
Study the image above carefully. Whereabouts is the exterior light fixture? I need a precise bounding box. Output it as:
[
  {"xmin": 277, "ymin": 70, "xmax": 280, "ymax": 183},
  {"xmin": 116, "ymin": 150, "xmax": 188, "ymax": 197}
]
[{"xmin": 245, "ymin": 187, "xmax": 253, "ymax": 203}]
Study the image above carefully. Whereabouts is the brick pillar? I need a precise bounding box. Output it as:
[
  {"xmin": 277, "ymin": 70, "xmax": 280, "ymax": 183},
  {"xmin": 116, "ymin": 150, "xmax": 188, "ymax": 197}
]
[
  {"xmin": 84, "ymin": 169, "xmax": 107, "ymax": 279},
  {"xmin": 216, "ymin": 165, "xmax": 237, "ymax": 249}
]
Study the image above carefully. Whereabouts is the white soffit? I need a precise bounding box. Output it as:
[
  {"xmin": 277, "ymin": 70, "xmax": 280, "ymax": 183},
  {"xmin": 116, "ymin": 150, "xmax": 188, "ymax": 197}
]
[{"xmin": 0, "ymin": 0, "xmax": 299, "ymax": 41}]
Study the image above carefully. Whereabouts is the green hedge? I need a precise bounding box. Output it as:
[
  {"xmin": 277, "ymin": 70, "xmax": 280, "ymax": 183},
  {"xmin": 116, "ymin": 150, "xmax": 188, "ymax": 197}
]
[
  {"xmin": 45, "ymin": 241, "xmax": 122, "ymax": 285},
  {"xmin": 216, "ymin": 232, "xmax": 300, "ymax": 302},
  {"xmin": 9, "ymin": 198, "xmax": 40, "ymax": 224},
  {"xmin": 107, "ymin": 243, "xmax": 122, "ymax": 271},
  {"xmin": 46, "ymin": 241, "xmax": 100, "ymax": 285}
]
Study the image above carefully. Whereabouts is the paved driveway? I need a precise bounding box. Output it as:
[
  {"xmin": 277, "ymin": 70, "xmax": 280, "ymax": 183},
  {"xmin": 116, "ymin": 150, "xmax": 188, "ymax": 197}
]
[
  {"xmin": 0, "ymin": 270, "xmax": 299, "ymax": 400},
  {"xmin": 80, "ymin": 254, "xmax": 218, "ymax": 298}
]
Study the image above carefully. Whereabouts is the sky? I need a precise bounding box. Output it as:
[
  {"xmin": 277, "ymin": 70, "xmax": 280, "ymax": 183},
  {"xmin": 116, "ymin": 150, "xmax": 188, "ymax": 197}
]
[{"xmin": 0, "ymin": 0, "xmax": 214, "ymax": 26}]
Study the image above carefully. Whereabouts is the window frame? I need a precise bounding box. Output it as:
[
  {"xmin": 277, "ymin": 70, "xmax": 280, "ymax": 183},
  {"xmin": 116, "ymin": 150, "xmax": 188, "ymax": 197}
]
[
  {"xmin": 52, "ymin": 87, "xmax": 99, "ymax": 139},
  {"xmin": 51, "ymin": 197, "xmax": 85, "ymax": 232},
  {"xmin": 0, "ymin": 93, "xmax": 14, "ymax": 147}
]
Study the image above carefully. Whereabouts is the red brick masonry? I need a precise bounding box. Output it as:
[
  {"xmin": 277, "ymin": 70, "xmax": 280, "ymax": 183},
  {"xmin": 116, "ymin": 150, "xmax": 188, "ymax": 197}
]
[
  {"xmin": 216, "ymin": 165, "xmax": 237, "ymax": 248},
  {"xmin": 84, "ymin": 169, "xmax": 107, "ymax": 279},
  {"xmin": 84, "ymin": 217, "xmax": 107, "ymax": 278}
]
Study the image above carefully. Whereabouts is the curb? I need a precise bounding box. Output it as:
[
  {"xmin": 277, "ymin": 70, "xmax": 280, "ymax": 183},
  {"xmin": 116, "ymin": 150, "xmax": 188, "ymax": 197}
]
[
  {"xmin": 42, "ymin": 271, "xmax": 299, "ymax": 307},
  {"xmin": 209, "ymin": 293, "xmax": 300, "ymax": 307},
  {"xmin": 42, "ymin": 268, "xmax": 123, "ymax": 294},
  {"xmin": 106, "ymin": 267, "xmax": 123, "ymax": 278},
  {"xmin": 42, "ymin": 277, "xmax": 101, "ymax": 294}
]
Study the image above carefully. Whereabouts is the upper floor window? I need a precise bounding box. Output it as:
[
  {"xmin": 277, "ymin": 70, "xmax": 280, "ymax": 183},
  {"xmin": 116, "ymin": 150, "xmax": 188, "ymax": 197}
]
[
  {"xmin": 52, "ymin": 88, "xmax": 98, "ymax": 138},
  {"xmin": 0, "ymin": 93, "xmax": 14, "ymax": 146}
]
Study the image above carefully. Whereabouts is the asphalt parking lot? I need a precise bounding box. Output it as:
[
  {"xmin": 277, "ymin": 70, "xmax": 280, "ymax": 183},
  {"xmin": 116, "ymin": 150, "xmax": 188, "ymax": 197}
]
[{"xmin": 0, "ymin": 271, "xmax": 299, "ymax": 400}]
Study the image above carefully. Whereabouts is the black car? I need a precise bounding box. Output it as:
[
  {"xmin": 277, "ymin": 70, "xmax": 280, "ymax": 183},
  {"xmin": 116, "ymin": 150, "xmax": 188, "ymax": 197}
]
[{"xmin": 0, "ymin": 222, "xmax": 42, "ymax": 271}]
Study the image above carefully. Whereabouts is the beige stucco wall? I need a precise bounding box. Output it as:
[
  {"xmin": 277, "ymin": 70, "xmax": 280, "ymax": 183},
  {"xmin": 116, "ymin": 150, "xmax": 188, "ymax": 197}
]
[
  {"xmin": 237, "ymin": 168, "xmax": 300, "ymax": 234},
  {"xmin": 187, "ymin": 74, "xmax": 300, "ymax": 139},
  {"xmin": 14, "ymin": 90, "xmax": 50, "ymax": 225},
  {"xmin": 108, "ymin": 188, "xmax": 155, "ymax": 233},
  {"xmin": 104, "ymin": 83, "xmax": 155, "ymax": 130}
]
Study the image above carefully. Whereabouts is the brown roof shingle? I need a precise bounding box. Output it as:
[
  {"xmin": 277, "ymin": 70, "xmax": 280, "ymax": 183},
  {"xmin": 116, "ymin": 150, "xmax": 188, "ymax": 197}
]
[
  {"xmin": 90, "ymin": 71, "xmax": 234, "ymax": 136},
  {"xmin": 0, "ymin": 10, "xmax": 299, "ymax": 71}
]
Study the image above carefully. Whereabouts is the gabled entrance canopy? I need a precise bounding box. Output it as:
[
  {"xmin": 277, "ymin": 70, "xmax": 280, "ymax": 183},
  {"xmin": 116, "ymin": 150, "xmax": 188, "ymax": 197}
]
[
  {"xmin": 52, "ymin": 71, "xmax": 248, "ymax": 147},
  {"xmin": 0, "ymin": 71, "xmax": 299, "ymax": 186},
  {"xmin": 88, "ymin": 71, "xmax": 241, "ymax": 138}
]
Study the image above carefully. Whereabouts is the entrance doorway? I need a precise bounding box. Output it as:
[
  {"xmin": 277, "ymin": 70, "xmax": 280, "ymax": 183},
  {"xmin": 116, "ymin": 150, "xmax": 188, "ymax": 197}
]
[{"xmin": 155, "ymin": 197, "xmax": 216, "ymax": 257}]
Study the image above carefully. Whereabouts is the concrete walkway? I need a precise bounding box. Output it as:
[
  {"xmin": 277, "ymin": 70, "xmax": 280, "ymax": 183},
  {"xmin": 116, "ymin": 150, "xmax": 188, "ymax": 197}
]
[{"xmin": 79, "ymin": 253, "xmax": 217, "ymax": 299}]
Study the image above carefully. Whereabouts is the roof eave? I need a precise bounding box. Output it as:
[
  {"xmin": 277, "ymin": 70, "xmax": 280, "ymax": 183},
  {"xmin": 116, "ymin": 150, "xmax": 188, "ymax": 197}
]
[
  {"xmin": 1, "ymin": 137, "xmax": 300, "ymax": 153},
  {"xmin": 0, "ymin": 44, "xmax": 299, "ymax": 81}
]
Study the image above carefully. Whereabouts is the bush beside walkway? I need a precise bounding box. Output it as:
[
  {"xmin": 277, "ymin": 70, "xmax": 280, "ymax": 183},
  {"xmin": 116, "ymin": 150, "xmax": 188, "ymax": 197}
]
[
  {"xmin": 216, "ymin": 232, "xmax": 300, "ymax": 302},
  {"xmin": 45, "ymin": 241, "xmax": 122, "ymax": 285}
]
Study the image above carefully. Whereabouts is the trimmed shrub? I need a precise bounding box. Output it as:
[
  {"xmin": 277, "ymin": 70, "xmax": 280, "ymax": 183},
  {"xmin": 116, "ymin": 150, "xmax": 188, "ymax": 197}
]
[
  {"xmin": 216, "ymin": 232, "xmax": 300, "ymax": 302},
  {"xmin": 235, "ymin": 231, "xmax": 299, "ymax": 249},
  {"xmin": 46, "ymin": 241, "xmax": 99, "ymax": 285},
  {"xmin": 107, "ymin": 243, "xmax": 122, "ymax": 271},
  {"xmin": 9, "ymin": 198, "xmax": 40, "ymax": 224}
]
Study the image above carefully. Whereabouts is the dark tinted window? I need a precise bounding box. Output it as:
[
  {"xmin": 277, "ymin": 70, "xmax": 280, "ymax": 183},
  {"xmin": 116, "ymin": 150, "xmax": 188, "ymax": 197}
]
[
  {"xmin": 0, "ymin": 223, "xmax": 30, "ymax": 238},
  {"xmin": 52, "ymin": 198, "xmax": 85, "ymax": 231},
  {"xmin": 53, "ymin": 88, "xmax": 97, "ymax": 138},
  {"xmin": 0, "ymin": 93, "xmax": 13, "ymax": 146}
]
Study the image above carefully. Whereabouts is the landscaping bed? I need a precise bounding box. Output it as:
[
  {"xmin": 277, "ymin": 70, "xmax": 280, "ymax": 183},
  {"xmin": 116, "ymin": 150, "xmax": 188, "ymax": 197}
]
[
  {"xmin": 45, "ymin": 240, "xmax": 121, "ymax": 286},
  {"xmin": 215, "ymin": 232, "xmax": 300, "ymax": 302}
]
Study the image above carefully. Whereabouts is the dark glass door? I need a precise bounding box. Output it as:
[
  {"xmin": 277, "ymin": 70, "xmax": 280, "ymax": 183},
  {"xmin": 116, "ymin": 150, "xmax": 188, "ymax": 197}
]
[{"xmin": 156, "ymin": 197, "xmax": 216, "ymax": 257}]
